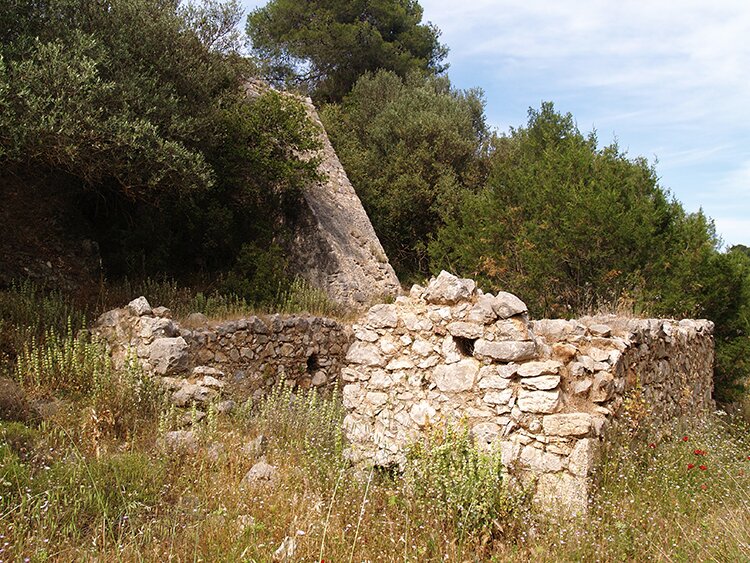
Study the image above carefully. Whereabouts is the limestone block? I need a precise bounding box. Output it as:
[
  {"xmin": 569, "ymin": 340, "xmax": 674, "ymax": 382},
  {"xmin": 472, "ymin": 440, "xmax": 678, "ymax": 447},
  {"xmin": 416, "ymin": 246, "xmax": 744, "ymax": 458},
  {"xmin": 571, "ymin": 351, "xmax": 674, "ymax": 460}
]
[
  {"xmin": 447, "ymin": 321, "xmax": 484, "ymax": 340},
  {"xmin": 521, "ymin": 375, "xmax": 560, "ymax": 391},
  {"xmin": 433, "ymin": 359, "xmax": 479, "ymax": 392},
  {"xmin": 588, "ymin": 347, "xmax": 611, "ymax": 363},
  {"xmin": 369, "ymin": 370, "xmax": 393, "ymax": 389},
  {"xmin": 343, "ymin": 383, "xmax": 362, "ymax": 409},
  {"xmin": 570, "ymin": 378, "xmax": 593, "ymax": 395},
  {"xmin": 366, "ymin": 304, "xmax": 399, "ymax": 329},
  {"xmin": 493, "ymin": 318, "xmax": 534, "ymax": 341},
  {"xmin": 542, "ymin": 413, "xmax": 593, "ymax": 436},
  {"xmin": 346, "ymin": 341, "xmax": 385, "ymax": 367},
  {"xmin": 517, "ymin": 389, "xmax": 561, "ymax": 413},
  {"xmin": 354, "ymin": 328, "xmax": 379, "ymax": 342},
  {"xmin": 483, "ymin": 389, "xmax": 514, "ymax": 405},
  {"xmin": 520, "ymin": 444, "xmax": 564, "ymax": 472},
  {"xmin": 474, "ymin": 339, "xmax": 537, "ymax": 362},
  {"xmin": 139, "ymin": 316, "xmax": 177, "ymax": 343},
  {"xmin": 590, "ymin": 371, "xmax": 615, "ymax": 402},
  {"xmin": 412, "ymin": 338, "xmax": 434, "ymax": 356},
  {"xmin": 379, "ymin": 337, "xmax": 399, "ymax": 355},
  {"xmin": 536, "ymin": 472, "xmax": 589, "ymax": 515},
  {"xmin": 588, "ymin": 324, "xmax": 612, "ymax": 337},
  {"xmin": 467, "ymin": 295, "xmax": 498, "ymax": 324},
  {"xmin": 441, "ymin": 336, "xmax": 462, "ymax": 364},
  {"xmin": 472, "ymin": 422, "xmax": 501, "ymax": 445},
  {"xmin": 409, "ymin": 401, "xmax": 437, "ymax": 427},
  {"xmin": 492, "ymin": 292, "xmax": 527, "ymax": 319},
  {"xmin": 568, "ymin": 438, "xmax": 597, "ymax": 476},
  {"xmin": 148, "ymin": 337, "xmax": 189, "ymax": 375},
  {"xmin": 477, "ymin": 365, "xmax": 514, "ymax": 389},
  {"xmin": 127, "ymin": 296, "xmax": 152, "ymax": 316},
  {"xmin": 386, "ymin": 357, "xmax": 414, "ymax": 371},
  {"xmin": 517, "ymin": 360, "xmax": 563, "ymax": 378},
  {"xmin": 423, "ymin": 271, "xmax": 476, "ymax": 304}
]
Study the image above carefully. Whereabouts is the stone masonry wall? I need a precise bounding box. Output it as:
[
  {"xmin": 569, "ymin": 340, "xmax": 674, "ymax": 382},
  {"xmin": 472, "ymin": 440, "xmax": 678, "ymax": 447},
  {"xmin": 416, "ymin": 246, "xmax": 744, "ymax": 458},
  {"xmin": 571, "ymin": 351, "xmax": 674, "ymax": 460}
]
[
  {"xmin": 93, "ymin": 297, "xmax": 351, "ymax": 411},
  {"xmin": 342, "ymin": 272, "xmax": 714, "ymax": 514}
]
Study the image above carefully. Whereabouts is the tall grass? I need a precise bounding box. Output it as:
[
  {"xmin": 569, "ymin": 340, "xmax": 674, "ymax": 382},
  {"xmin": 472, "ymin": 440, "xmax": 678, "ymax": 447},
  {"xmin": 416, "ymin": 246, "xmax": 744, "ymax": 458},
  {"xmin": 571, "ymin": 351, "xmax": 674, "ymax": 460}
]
[{"xmin": 104, "ymin": 275, "xmax": 340, "ymax": 320}]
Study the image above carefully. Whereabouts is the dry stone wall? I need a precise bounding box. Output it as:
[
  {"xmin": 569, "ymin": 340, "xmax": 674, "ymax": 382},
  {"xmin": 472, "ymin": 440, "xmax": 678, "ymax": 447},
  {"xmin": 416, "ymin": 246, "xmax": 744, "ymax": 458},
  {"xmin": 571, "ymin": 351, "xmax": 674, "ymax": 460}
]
[
  {"xmin": 342, "ymin": 271, "xmax": 714, "ymax": 514},
  {"xmin": 93, "ymin": 297, "xmax": 351, "ymax": 411}
]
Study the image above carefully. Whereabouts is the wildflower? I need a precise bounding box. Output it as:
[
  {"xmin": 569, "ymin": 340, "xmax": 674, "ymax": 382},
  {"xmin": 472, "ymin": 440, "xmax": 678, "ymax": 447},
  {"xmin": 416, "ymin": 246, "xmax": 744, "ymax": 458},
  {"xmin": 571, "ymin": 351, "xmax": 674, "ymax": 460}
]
[
  {"xmin": 649, "ymin": 443, "xmax": 656, "ymax": 448},
  {"xmin": 687, "ymin": 463, "xmax": 695, "ymax": 470},
  {"xmin": 693, "ymin": 449, "xmax": 706, "ymax": 456},
  {"xmin": 682, "ymin": 436, "xmax": 689, "ymax": 442},
  {"xmin": 700, "ymin": 484, "xmax": 707, "ymax": 490},
  {"xmin": 699, "ymin": 465, "xmax": 707, "ymax": 471}
]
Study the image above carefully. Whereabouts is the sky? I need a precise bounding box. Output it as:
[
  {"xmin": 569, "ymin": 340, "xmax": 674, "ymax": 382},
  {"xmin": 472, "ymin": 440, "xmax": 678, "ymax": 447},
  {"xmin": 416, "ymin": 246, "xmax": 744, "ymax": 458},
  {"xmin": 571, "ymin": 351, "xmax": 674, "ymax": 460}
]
[{"xmin": 240, "ymin": 0, "xmax": 750, "ymax": 248}]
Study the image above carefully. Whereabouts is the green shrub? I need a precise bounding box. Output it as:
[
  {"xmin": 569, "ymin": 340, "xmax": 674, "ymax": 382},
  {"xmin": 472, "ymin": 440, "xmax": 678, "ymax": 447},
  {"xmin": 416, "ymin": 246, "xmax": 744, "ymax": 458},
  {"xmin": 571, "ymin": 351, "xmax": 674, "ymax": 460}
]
[{"xmin": 404, "ymin": 425, "xmax": 526, "ymax": 541}]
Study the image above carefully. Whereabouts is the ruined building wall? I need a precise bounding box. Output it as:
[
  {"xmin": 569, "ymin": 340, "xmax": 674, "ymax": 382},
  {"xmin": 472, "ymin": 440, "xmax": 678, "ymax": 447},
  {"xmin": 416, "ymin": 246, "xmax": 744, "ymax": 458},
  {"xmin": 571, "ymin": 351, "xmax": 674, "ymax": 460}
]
[
  {"xmin": 93, "ymin": 297, "xmax": 352, "ymax": 409},
  {"xmin": 342, "ymin": 272, "xmax": 714, "ymax": 513}
]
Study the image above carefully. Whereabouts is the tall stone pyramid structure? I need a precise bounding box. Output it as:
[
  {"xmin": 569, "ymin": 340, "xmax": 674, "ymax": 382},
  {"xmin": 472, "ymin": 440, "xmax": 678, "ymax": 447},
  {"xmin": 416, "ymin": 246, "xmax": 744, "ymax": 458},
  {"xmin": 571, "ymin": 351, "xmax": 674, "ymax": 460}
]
[{"xmin": 245, "ymin": 81, "xmax": 401, "ymax": 308}]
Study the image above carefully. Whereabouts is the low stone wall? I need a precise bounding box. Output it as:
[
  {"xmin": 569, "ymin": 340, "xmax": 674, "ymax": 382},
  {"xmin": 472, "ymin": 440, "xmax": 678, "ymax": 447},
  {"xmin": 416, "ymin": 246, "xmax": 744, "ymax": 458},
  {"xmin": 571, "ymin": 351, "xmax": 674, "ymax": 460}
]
[
  {"xmin": 93, "ymin": 297, "xmax": 351, "ymax": 409},
  {"xmin": 342, "ymin": 272, "xmax": 714, "ymax": 513},
  {"xmin": 181, "ymin": 315, "xmax": 351, "ymax": 396}
]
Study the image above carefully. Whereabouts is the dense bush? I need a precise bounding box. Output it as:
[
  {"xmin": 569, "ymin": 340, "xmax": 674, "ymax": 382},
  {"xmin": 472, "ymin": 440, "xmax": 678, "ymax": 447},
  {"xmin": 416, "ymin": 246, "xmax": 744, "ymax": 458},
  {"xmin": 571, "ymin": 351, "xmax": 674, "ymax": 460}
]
[{"xmin": 0, "ymin": 0, "xmax": 321, "ymax": 286}]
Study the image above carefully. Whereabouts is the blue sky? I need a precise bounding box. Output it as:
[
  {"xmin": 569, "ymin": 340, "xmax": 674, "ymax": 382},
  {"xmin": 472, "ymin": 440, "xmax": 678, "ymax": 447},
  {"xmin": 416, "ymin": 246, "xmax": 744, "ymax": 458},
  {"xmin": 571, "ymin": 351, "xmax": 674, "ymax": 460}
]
[{"xmin": 241, "ymin": 0, "xmax": 750, "ymax": 248}]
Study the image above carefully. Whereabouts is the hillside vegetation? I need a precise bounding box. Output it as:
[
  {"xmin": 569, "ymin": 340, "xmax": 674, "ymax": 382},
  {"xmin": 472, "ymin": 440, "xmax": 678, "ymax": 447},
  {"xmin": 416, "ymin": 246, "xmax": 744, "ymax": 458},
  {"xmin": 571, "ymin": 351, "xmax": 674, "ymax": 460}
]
[{"xmin": 1, "ymin": 1, "xmax": 750, "ymax": 559}]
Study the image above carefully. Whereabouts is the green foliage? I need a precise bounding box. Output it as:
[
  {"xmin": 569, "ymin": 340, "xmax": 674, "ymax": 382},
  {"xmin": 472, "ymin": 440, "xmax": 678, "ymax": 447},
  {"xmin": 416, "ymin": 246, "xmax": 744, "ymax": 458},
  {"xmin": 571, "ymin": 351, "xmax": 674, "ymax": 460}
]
[
  {"xmin": 1, "ymin": 0, "xmax": 321, "ymax": 284},
  {"xmin": 243, "ymin": 380, "xmax": 347, "ymax": 483},
  {"xmin": 430, "ymin": 102, "xmax": 716, "ymax": 318},
  {"xmin": 405, "ymin": 425, "xmax": 525, "ymax": 540},
  {"xmin": 322, "ymin": 70, "xmax": 489, "ymax": 277},
  {"xmin": 246, "ymin": 0, "xmax": 448, "ymax": 102}
]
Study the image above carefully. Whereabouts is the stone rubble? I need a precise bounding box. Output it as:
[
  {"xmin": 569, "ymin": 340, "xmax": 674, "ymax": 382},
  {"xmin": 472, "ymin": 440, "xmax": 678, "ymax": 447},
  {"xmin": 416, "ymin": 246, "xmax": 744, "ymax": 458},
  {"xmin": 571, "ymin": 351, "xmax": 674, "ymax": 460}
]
[{"xmin": 342, "ymin": 271, "xmax": 715, "ymax": 514}]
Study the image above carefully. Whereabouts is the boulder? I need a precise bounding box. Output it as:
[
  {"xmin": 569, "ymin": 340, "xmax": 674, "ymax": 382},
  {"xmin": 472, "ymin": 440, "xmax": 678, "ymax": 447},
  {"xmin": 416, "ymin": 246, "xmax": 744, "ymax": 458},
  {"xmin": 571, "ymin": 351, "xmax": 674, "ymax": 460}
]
[
  {"xmin": 492, "ymin": 292, "xmax": 527, "ymax": 319},
  {"xmin": 127, "ymin": 296, "xmax": 152, "ymax": 316}
]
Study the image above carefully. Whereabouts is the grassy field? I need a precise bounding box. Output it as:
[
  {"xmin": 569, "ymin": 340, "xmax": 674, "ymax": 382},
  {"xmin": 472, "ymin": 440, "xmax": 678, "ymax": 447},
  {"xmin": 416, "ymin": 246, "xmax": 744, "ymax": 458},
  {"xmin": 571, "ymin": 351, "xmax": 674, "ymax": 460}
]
[{"xmin": 1, "ymin": 283, "xmax": 749, "ymax": 562}]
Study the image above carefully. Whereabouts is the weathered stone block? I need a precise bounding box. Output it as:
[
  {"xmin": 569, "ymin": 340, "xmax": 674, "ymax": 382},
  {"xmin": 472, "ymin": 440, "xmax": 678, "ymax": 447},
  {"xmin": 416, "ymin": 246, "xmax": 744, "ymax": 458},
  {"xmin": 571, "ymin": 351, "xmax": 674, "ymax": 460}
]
[
  {"xmin": 474, "ymin": 339, "xmax": 537, "ymax": 362},
  {"xmin": 433, "ymin": 359, "xmax": 479, "ymax": 392},
  {"xmin": 517, "ymin": 389, "xmax": 561, "ymax": 413}
]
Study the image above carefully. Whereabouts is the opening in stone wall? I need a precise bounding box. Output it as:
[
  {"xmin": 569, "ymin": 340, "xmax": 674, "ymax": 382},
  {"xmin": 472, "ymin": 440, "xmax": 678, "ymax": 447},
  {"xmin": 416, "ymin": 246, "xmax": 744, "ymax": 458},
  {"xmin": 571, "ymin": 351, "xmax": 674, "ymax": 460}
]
[
  {"xmin": 454, "ymin": 336, "xmax": 477, "ymax": 356},
  {"xmin": 306, "ymin": 353, "xmax": 319, "ymax": 373}
]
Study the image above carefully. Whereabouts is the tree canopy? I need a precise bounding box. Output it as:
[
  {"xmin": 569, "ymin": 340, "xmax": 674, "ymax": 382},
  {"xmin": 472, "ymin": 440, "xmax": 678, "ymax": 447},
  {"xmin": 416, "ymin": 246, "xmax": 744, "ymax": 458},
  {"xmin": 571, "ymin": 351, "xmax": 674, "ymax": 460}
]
[
  {"xmin": 246, "ymin": 0, "xmax": 448, "ymax": 102},
  {"xmin": 321, "ymin": 70, "xmax": 489, "ymax": 277}
]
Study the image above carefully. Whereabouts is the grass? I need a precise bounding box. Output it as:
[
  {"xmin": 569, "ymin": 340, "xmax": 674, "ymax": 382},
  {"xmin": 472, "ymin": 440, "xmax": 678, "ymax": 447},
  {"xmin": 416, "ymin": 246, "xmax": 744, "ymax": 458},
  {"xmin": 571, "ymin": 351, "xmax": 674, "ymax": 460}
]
[{"xmin": 1, "ymin": 279, "xmax": 750, "ymax": 561}]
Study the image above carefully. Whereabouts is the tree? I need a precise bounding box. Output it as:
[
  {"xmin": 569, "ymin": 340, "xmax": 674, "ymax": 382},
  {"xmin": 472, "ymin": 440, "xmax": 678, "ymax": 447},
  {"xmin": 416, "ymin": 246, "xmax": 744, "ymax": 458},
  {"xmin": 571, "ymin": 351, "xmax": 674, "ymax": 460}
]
[
  {"xmin": 246, "ymin": 0, "xmax": 448, "ymax": 102},
  {"xmin": 0, "ymin": 0, "xmax": 321, "ymax": 285},
  {"xmin": 321, "ymin": 70, "xmax": 489, "ymax": 278},
  {"xmin": 430, "ymin": 102, "xmax": 706, "ymax": 317}
]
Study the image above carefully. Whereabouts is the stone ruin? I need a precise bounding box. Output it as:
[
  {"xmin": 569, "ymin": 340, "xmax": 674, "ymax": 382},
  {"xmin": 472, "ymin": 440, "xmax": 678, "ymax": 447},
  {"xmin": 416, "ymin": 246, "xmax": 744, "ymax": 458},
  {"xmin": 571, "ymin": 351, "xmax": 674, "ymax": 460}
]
[
  {"xmin": 93, "ymin": 271, "xmax": 715, "ymax": 514},
  {"xmin": 93, "ymin": 296, "xmax": 351, "ymax": 413},
  {"xmin": 342, "ymin": 271, "xmax": 715, "ymax": 513},
  {"xmin": 244, "ymin": 80, "xmax": 401, "ymax": 309}
]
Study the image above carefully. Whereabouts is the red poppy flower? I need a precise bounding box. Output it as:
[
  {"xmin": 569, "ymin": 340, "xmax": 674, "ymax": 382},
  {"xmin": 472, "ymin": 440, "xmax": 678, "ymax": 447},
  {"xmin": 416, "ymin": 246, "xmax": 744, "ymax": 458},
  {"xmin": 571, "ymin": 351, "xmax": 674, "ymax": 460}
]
[
  {"xmin": 687, "ymin": 463, "xmax": 695, "ymax": 469},
  {"xmin": 682, "ymin": 436, "xmax": 689, "ymax": 442},
  {"xmin": 699, "ymin": 465, "xmax": 707, "ymax": 471},
  {"xmin": 649, "ymin": 443, "xmax": 656, "ymax": 448},
  {"xmin": 694, "ymin": 449, "xmax": 706, "ymax": 456},
  {"xmin": 700, "ymin": 484, "xmax": 707, "ymax": 490}
]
